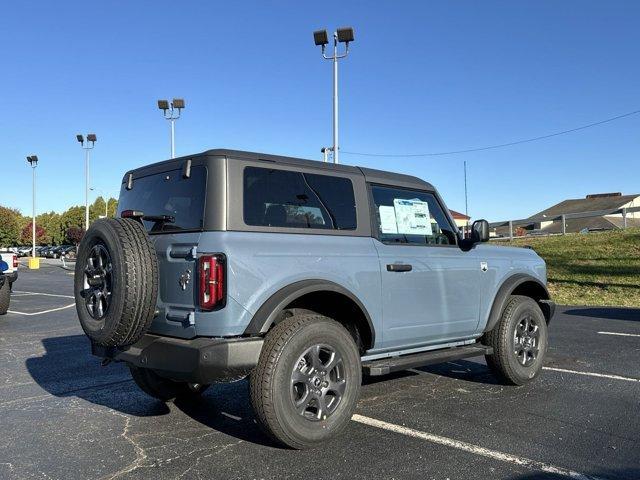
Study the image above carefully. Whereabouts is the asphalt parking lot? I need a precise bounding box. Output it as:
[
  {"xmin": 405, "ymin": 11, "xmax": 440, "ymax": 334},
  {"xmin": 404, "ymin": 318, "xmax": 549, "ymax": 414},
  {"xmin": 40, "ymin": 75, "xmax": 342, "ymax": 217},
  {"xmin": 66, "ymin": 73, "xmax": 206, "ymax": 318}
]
[{"xmin": 1, "ymin": 261, "xmax": 639, "ymax": 480}]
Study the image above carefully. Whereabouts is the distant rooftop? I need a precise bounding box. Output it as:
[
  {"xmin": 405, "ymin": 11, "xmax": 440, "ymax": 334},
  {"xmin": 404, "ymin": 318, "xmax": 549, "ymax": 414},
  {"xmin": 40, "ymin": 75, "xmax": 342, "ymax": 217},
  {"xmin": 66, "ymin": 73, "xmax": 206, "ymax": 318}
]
[{"xmin": 529, "ymin": 192, "xmax": 639, "ymax": 220}]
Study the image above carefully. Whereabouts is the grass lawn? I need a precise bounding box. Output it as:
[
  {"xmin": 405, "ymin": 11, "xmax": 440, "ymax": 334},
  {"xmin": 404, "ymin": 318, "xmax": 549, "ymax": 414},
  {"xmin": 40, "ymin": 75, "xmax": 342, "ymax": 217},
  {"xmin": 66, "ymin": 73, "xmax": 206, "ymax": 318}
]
[{"xmin": 500, "ymin": 228, "xmax": 640, "ymax": 307}]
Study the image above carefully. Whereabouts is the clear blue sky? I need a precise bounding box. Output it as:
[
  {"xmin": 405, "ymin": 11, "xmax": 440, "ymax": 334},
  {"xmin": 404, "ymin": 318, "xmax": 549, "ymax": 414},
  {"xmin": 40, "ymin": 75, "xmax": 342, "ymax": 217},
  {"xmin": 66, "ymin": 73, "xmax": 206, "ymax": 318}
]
[{"xmin": 2, "ymin": 1, "xmax": 639, "ymax": 222}]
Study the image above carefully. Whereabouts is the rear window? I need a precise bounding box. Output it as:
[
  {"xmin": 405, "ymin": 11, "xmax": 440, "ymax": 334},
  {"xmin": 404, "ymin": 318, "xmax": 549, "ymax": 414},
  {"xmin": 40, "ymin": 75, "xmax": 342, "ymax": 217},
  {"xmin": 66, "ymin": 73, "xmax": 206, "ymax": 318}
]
[
  {"xmin": 243, "ymin": 167, "xmax": 357, "ymax": 230},
  {"xmin": 117, "ymin": 166, "xmax": 206, "ymax": 233}
]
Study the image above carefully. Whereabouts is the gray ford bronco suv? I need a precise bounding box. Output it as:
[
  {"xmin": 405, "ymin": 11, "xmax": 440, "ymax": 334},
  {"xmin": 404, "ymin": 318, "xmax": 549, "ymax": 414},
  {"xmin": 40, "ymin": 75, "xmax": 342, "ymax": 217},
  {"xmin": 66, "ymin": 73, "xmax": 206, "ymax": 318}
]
[{"xmin": 74, "ymin": 149, "xmax": 555, "ymax": 449}]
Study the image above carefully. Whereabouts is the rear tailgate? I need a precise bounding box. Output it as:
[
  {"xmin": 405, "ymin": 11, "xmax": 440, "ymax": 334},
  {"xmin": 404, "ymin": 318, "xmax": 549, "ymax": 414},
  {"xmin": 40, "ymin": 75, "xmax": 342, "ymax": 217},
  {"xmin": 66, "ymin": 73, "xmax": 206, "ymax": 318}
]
[
  {"xmin": 117, "ymin": 165, "xmax": 208, "ymax": 339},
  {"xmin": 151, "ymin": 233, "xmax": 201, "ymax": 338}
]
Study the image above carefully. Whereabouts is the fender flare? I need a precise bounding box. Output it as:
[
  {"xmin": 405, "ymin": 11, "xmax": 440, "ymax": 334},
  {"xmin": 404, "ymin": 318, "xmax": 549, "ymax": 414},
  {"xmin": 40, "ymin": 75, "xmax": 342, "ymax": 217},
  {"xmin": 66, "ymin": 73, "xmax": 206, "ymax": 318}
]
[
  {"xmin": 243, "ymin": 279, "xmax": 376, "ymax": 349},
  {"xmin": 483, "ymin": 273, "xmax": 552, "ymax": 333}
]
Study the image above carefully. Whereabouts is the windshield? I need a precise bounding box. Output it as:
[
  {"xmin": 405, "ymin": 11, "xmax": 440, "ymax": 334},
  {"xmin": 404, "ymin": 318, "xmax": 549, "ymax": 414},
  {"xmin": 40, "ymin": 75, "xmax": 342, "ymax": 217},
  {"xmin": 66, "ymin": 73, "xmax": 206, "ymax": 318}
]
[{"xmin": 117, "ymin": 166, "xmax": 207, "ymax": 233}]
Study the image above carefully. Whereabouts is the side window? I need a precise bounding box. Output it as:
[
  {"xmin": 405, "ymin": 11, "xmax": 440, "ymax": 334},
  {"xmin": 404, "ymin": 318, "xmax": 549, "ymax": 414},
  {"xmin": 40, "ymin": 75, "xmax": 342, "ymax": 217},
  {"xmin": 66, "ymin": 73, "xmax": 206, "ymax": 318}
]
[
  {"xmin": 243, "ymin": 167, "xmax": 357, "ymax": 230},
  {"xmin": 371, "ymin": 185, "xmax": 457, "ymax": 246}
]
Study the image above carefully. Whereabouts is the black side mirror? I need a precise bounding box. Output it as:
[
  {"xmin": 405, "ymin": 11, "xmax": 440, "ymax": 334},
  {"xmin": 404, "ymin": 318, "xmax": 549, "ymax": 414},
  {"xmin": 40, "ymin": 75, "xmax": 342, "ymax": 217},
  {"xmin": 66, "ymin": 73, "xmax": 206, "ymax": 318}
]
[{"xmin": 471, "ymin": 219, "xmax": 490, "ymax": 243}]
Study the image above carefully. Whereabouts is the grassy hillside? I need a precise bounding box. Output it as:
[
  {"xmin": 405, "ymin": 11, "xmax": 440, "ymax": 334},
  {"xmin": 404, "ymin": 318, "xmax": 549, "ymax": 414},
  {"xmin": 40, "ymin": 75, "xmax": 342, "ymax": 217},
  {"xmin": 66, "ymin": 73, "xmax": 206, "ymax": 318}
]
[{"xmin": 502, "ymin": 228, "xmax": 640, "ymax": 307}]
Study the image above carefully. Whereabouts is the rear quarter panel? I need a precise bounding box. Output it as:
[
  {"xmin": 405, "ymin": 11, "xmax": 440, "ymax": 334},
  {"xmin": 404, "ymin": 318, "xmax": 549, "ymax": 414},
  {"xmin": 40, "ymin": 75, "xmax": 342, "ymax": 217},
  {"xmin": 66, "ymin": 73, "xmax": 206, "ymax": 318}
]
[{"xmin": 196, "ymin": 231, "xmax": 382, "ymax": 341}]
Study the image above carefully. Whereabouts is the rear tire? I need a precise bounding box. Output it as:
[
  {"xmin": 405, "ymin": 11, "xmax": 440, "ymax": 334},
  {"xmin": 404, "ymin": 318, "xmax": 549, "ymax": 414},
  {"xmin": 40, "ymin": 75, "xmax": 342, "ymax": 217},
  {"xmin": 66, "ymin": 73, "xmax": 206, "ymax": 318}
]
[
  {"xmin": 74, "ymin": 218, "xmax": 158, "ymax": 347},
  {"xmin": 250, "ymin": 314, "xmax": 361, "ymax": 449},
  {"xmin": 484, "ymin": 295, "xmax": 548, "ymax": 385},
  {"xmin": 129, "ymin": 365, "xmax": 209, "ymax": 402},
  {"xmin": 0, "ymin": 280, "xmax": 10, "ymax": 315}
]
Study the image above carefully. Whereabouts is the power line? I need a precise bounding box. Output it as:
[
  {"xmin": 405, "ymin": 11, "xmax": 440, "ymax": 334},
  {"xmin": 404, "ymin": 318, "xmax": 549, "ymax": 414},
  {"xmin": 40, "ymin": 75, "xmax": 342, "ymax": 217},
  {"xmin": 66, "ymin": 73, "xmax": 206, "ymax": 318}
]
[{"xmin": 342, "ymin": 108, "xmax": 640, "ymax": 158}]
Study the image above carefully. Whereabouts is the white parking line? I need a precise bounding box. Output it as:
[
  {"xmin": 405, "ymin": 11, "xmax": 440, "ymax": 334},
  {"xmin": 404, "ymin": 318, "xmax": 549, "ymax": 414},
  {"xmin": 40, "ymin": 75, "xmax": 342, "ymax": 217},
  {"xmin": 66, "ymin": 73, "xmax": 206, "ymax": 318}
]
[
  {"xmin": 543, "ymin": 366, "xmax": 640, "ymax": 383},
  {"xmin": 8, "ymin": 304, "xmax": 75, "ymax": 316},
  {"xmin": 352, "ymin": 414, "xmax": 603, "ymax": 480},
  {"xmin": 597, "ymin": 331, "xmax": 640, "ymax": 338},
  {"xmin": 13, "ymin": 290, "xmax": 74, "ymax": 299}
]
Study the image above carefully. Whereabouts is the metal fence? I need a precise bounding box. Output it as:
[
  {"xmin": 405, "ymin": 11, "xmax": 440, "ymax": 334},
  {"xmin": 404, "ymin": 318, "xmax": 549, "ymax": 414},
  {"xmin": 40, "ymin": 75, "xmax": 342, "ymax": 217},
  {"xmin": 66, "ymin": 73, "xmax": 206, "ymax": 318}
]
[{"xmin": 488, "ymin": 206, "xmax": 640, "ymax": 240}]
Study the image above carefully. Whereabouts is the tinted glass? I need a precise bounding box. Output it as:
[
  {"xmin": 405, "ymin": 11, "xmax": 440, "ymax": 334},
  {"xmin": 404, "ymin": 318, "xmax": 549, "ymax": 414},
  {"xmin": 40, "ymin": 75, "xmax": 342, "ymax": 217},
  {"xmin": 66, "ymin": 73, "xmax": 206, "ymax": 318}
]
[
  {"xmin": 243, "ymin": 167, "xmax": 356, "ymax": 230},
  {"xmin": 117, "ymin": 166, "xmax": 207, "ymax": 233},
  {"xmin": 371, "ymin": 185, "xmax": 457, "ymax": 245}
]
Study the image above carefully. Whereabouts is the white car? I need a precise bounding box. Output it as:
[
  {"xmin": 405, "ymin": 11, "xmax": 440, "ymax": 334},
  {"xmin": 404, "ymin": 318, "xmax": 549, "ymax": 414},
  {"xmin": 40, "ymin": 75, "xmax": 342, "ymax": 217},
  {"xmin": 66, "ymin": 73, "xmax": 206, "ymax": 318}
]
[{"xmin": 0, "ymin": 252, "xmax": 18, "ymax": 288}]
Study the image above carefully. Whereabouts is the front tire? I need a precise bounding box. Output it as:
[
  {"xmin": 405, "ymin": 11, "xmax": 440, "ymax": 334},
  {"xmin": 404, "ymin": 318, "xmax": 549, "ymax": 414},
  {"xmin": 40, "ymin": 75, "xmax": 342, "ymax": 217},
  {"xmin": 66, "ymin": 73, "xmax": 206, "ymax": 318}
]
[
  {"xmin": 250, "ymin": 314, "xmax": 361, "ymax": 449},
  {"xmin": 129, "ymin": 365, "xmax": 209, "ymax": 402},
  {"xmin": 484, "ymin": 295, "xmax": 548, "ymax": 385}
]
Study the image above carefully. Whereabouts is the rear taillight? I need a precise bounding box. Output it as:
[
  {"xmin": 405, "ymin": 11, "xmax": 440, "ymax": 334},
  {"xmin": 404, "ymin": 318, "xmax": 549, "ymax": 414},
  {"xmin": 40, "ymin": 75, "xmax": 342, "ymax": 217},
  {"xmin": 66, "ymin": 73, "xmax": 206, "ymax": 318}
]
[
  {"xmin": 199, "ymin": 254, "xmax": 225, "ymax": 311},
  {"xmin": 13, "ymin": 256, "xmax": 18, "ymax": 268}
]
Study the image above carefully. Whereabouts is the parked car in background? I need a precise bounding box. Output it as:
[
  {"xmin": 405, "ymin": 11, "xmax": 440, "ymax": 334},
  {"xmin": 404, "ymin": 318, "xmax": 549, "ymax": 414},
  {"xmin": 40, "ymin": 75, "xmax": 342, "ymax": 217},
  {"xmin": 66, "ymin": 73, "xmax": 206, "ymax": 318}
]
[
  {"xmin": 0, "ymin": 258, "xmax": 11, "ymax": 315},
  {"xmin": 60, "ymin": 245, "xmax": 77, "ymax": 259},
  {"xmin": 45, "ymin": 246, "xmax": 60, "ymax": 259},
  {"xmin": 0, "ymin": 251, "xmax": 18, "ymax": 288}
]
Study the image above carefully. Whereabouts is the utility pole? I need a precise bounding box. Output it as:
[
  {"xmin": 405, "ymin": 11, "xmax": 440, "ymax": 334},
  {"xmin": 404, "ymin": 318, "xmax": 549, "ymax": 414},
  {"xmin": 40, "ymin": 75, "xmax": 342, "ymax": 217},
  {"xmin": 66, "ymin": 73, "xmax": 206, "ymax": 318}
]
[
  {"xmin": 76, "ymin": 134, "xmax": 97, "ymax": 231},
  {"xmin": 157, "ymin": 99, "xmax": 185, "ymax": 159},
  {"xmin": 26, "ymin": 156, "xmax": 38, "ymax": 264},
  {"xmin": 313, "ymin": 27, "xmax": 355, "ymax": 164}
]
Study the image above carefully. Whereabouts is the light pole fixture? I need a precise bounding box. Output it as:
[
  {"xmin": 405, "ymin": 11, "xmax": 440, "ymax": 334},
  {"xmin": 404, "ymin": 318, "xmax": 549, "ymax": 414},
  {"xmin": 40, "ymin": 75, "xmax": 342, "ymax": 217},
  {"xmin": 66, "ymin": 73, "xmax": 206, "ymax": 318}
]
[
  {"xmin": 321, "ymin": 146, "xmax": 333, "ymax": 163},
  {"xmin": 77, "ymin": 133, "xmax": 97, "ymax": 231},
  {"xmin": 26, "ymin": 155, "xmax": 38, "ymax": 261},
  {"xmin": 158, "ymin": 98, "xmax": 185, "ymax": 159},
  {"xmin": 313, "ymin": 26, "xmax": 355, "ymax": 164}
]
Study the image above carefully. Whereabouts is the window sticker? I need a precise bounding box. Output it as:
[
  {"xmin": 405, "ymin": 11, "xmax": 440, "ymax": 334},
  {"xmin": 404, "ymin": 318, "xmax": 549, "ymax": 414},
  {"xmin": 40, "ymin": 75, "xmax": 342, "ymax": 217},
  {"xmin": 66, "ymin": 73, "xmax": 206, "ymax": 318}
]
[
  {"xmin": 379, "ymin": 205, "xmax": 398, "ymax": 233},
  {"xmin": 393, "ymin": 198, "xmax": 433, "ymax": 235}
]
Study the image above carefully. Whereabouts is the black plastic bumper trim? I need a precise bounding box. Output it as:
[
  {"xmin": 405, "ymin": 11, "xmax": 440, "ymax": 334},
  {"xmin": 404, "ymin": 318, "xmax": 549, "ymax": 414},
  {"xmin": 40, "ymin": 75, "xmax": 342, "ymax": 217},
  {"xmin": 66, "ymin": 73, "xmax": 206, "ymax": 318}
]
[{"xmin": 91, "ymin": 334, "xmax": 264, "ymax": 384}]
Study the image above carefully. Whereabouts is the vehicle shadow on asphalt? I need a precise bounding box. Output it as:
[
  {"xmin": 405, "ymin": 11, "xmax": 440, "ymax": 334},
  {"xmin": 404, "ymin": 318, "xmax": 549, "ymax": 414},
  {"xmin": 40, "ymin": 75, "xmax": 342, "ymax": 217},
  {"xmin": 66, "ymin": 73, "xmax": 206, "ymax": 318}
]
[
  {"xmin": 362, "ymin": 359, "xmax": 502, "ymax": 386},
  {"xmin": 25, "ymin": 334, "xmax": 279, "ymax": 448},
  {"xmin": 563, "ymin": 307, "xmax": 640, "ymax": 321},
  {"xmin": 511, "ymin": 468, "xmax": 640, "ymax": 479}
]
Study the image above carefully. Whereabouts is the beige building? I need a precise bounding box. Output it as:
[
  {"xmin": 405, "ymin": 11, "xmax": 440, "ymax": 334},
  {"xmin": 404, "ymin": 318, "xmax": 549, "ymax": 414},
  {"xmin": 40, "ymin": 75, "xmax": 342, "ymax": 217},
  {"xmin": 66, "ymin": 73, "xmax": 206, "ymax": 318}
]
[
  {"xmin": 495, "ymin": 192, "xmax": 640, "ymax": 236},
  {"xmin": 449, "ymin": 210, "xmax": 471, "ymax": 229}
]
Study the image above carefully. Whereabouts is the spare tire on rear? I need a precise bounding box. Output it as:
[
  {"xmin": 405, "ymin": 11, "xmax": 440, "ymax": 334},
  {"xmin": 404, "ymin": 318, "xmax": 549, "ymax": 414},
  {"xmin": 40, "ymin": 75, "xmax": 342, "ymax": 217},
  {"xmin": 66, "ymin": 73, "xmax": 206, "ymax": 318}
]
[{"xmin": 74, "ymin": 218, "xmax": 158, "ymax": 347}]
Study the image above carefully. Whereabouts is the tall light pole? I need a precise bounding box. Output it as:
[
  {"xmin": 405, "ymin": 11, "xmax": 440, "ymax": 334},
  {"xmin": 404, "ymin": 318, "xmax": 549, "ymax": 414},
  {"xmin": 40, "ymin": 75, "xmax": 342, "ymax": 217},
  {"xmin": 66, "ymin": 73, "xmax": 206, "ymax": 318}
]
[
  {"xmin": 76, "ymin": 134, "xmax": 97, "ymax": 231},
  {"xmin": 464, "ymin": 160, "xmax": 468, "ymax": 217},
  {"xmin": 26, "ymin": 156, "xmax": 38, "ymax": 259},
  {"xmin": 313, "ymin": 27, "xmax": 355, "ymax": 164},
  {"xmin": 157, "ymin": 98, "xmax": 185, "ymax": 159}
]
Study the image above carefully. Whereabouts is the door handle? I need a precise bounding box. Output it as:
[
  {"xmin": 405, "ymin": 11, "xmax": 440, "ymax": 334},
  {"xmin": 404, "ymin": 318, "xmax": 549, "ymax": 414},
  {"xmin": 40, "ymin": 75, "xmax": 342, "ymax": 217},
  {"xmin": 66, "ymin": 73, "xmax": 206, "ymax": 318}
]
[{"xmin": 387, "ymin": 263, "xmax": 412, "ymax": 272}]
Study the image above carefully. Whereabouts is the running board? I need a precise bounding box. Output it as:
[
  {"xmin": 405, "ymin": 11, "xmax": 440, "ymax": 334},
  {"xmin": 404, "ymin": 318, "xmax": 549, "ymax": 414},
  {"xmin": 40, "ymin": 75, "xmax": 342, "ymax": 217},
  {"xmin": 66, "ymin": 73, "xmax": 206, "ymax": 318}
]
[{"xmin": 362, "ymin": 344, "xmax": 492, "ymax": 376}]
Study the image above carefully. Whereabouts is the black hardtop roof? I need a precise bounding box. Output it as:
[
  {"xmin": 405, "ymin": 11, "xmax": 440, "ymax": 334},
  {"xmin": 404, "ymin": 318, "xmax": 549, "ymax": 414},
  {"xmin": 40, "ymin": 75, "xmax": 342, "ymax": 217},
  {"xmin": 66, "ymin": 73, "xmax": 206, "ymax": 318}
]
[{"xmin": 123, "ymin": 148, "xmax": 434, "ymax": 191}]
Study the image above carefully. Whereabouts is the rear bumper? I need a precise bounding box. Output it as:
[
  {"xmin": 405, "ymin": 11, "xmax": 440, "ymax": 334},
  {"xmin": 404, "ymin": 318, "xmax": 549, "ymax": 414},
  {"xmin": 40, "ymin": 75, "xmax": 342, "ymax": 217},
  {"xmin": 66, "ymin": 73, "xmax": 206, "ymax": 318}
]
[{"xmin": 91, "ymin": 334, "xmax": 264, "ymax": 384}]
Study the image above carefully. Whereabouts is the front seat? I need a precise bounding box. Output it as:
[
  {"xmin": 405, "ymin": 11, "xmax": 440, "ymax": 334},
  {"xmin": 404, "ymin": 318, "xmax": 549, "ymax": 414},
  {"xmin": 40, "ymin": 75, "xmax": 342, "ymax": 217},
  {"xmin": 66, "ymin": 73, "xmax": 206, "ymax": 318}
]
[{"xmin": 263, "ymin": 204, "xmax": 287, "ymax": 227}]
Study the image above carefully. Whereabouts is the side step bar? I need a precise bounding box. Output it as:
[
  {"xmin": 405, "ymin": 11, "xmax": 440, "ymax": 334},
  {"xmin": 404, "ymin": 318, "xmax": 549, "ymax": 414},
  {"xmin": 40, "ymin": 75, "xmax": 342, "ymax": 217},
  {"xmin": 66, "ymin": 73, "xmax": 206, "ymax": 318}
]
[{"xmin": 362, "ymin": 344, "xmax": 492, "ymax": 376}]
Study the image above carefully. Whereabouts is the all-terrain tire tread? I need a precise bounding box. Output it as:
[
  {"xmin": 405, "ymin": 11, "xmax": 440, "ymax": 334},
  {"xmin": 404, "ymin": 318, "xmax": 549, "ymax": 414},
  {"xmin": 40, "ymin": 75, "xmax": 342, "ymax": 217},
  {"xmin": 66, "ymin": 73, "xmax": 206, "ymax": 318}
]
[
  {"xmin": 75, "ymin": 218, "xmax": 158, "ymax": 347},
  {"xmin": 250, "ymin": 314, "xmax": 359, "ymax": 448},
  {"xmin": 484, "ymin": 295, "xmax": 542, "ymax": 385}
]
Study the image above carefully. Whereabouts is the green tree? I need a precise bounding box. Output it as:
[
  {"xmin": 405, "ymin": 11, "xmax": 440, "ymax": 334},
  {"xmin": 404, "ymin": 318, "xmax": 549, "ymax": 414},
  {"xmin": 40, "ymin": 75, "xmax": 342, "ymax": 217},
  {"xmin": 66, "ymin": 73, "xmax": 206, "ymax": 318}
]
[
  {"xmin": 90, "ymin": 196, "xmax": 107, "ymax": 223},
  {"xmin": 107, "ymin": 197, "xmax": 118, "ymax": 217},
  {"xmin": 60, "ymin": 205, "xmax": 85, "ymax": 234},
  {"xmin": 37, "ymin": 212, "xmax": 63, "ymax": 245},
  {"xmin": 0, "ymin": 206, "xmax": 22, "ymax": 247}
]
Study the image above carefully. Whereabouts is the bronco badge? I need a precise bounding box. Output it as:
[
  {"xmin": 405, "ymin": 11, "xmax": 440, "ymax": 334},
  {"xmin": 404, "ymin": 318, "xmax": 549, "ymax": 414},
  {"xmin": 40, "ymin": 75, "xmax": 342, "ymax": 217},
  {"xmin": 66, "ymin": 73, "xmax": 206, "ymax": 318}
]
[{"xmin": 179, "ymin": 269, "xmax": 191, "ymax": 290}]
